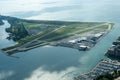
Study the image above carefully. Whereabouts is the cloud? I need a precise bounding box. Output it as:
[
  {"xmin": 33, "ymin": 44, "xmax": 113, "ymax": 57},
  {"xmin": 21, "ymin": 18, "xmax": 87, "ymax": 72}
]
[
  {"xmin": 0, "ymin": 71, "xmax": 15, "ymax": 80},
  {"xmin": 24, "ymin": 67, "xmax": 76, "ymax": 80}
]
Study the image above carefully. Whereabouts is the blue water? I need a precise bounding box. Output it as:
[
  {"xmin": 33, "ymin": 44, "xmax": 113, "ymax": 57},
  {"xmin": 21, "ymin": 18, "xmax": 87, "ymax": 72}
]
[{"xmin": 0, "ymin": 0, "xmax": 120, "ymax": 80}]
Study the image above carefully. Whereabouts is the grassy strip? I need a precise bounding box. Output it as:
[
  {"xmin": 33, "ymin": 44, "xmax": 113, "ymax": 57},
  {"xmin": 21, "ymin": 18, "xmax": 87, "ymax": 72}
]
[{"xmin": 6, "ymin": 42, "xmax": 48, "ymax": 55}]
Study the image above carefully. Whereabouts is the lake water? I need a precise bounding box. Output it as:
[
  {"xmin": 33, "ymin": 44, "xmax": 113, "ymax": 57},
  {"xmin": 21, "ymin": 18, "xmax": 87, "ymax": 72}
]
[{"xmin": 0, "ymin": 0, "xmax": 120, "ymax": 80}]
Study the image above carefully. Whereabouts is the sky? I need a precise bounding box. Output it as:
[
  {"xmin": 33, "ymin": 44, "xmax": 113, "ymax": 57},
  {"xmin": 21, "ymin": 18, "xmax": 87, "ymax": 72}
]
[
  {"xmin": 0, "ymin": 0, "xmax": 116, "ymax": 13},
  {"xmin": 0, "ymin": 0, "xmax": 72, "ymax": 14},
  {"xmin": 0, "ymin": 0, "xmax": 116, "ymax": 20}
]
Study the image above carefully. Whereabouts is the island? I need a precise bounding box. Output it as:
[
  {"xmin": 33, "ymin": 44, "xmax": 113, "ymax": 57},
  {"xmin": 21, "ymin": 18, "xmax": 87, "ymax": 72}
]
[{"xmin": 0, "ymin": 15, "xmax": 114, "ymax": 55}]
